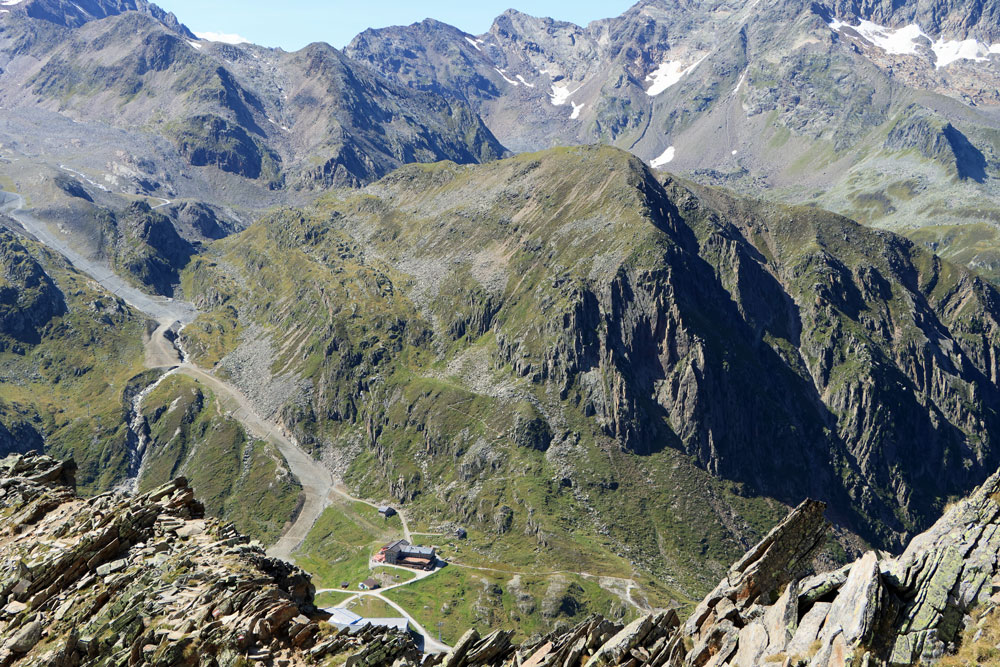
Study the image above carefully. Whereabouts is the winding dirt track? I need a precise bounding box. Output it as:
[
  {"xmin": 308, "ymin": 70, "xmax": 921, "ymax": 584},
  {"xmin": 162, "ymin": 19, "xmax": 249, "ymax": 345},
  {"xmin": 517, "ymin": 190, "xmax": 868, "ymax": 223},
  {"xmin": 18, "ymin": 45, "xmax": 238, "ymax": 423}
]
[
  {"xmin": 0, "ymin": 191, "xmax": 331, "ymax": 560},
  {"xmin": 1, "ymin": 190, "xmax": 453, "ymax": 651},
  {"xmin": 3, "ymin": 191, "xmax": 645, "ymax": 653},
  {"xmin": 0, "ymin": 192, "xmax": 197, "ymax": 323}
]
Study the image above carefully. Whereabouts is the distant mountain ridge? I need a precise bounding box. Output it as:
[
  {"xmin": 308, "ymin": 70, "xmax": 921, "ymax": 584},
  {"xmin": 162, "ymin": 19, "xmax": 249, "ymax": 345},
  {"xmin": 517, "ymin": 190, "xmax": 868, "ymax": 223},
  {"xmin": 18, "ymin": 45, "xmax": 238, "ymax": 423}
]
[
  {"xmin": 346, "ymin": 0, "xmax": 1000, "ymax": 282},
  {"xmin": 0, "ymin": 0, "xmax": 506, "ymax": 198},
  {"xmin": 4, "ymin": 0, "xmax": 193, "ymax": 34}
]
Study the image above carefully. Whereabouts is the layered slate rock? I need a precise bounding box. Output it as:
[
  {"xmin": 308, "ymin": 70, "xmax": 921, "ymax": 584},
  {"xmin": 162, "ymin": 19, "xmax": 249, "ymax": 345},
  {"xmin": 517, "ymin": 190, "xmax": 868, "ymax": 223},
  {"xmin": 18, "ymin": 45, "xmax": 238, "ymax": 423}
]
[
  {"xmin": 666, "ymin": 468, "xmax": 1000, "ymax": 666},
  {"xmin": 6, "ymin": 452, "xmax": 1000, "ymax": 666},
  {"xmin": 0, "ymin": 454, "xmax": 417, "ymax": 666},
  {"xmin": 423, "ymin": 468, "xmax": 1000, "ymax": 667}
]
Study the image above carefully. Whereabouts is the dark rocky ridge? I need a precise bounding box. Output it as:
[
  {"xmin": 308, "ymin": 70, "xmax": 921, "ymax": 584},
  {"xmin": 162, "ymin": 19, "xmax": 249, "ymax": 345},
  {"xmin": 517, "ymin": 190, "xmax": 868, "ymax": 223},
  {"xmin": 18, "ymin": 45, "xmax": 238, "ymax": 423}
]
[
  {"xmin": 0, "ymin": 230, "xmax": 66, "ymax": 350},
  {"xmin": 12, "ymin": 0, "xmax": 193, "ymax": 35},
  {"xmin": 94, "ymin": 201, "xmax": 195, "ymax": 296}
]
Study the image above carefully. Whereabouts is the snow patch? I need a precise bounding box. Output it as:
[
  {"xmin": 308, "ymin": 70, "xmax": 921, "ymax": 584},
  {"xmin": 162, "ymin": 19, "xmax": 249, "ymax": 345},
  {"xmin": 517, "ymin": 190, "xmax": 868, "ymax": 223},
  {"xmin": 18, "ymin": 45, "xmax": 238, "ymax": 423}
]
[
  {"xmin": 194, "ymin": 31, "xmax": 251, "ymax": 45},
  {"xmin": 494, "ymin": 68, "xmax": 520, "ymax": 86},
  {"xmin": 570, "ymin": 101, "xmax": 584, "ymax": 119},
  {"xmin": 59, "ymin": 165, "xmax": 109, "ymax": 192},
  {"xmin": 0, "ymin": 0, "xmax": 27, "ymax": 5},
  {"xmin": 187, "ymin": 40, "xmax": 202, "ymax": 50},
  {"xmin": 932, "ymin": 37, "xmax": 994, "ymax": 67},
  {"xmin": 550, "ymin": 82, "xmax": 581, "ymax": 106},
  {"xmin": 731, "ymin": 150, "xmax": 738, "ymax": 155},
  {"xmin": 731, "ymin": 69, "xmax": 748, "ymax": 98},
  {"xmin": 645, "ymin": 56, "xmax": 706, "ymax": 96},
  {"xmin": 830, "ymin": 19, "xmax": 923, "ymax": 55},
  {"xmin": 829, "ymin": 18, "xmax": 1000, "ymax": 68},
  {"xmin": 464, "ymin": 37, "xmax": 482, "ymax": 51},
  {"xmin": 650, "ymin": 146, "xmax": 675, "ymax": 168},
  {"xmin": 515, "ymin": 75, "xmax": 535, "ymax": 88}
]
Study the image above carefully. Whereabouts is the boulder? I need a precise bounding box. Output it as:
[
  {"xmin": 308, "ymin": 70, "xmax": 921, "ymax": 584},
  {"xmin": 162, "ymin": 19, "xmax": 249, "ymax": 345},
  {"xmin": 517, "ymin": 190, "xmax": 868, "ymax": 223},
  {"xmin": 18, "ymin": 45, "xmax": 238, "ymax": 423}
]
[{"xmin": 6, "ymin": 620, "xmax": 42, "ymax": 653}]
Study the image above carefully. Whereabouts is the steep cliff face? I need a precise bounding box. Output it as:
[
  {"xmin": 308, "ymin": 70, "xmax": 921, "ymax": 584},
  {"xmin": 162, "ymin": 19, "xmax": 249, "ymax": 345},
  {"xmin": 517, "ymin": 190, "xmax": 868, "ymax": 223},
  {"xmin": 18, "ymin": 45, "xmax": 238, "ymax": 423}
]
[
  {"xmin": 0, "ymin": 230, "xmax": 65, "ymax": 350},
  {"xmin": 179, "ymin": 147, "xmax": 1000, "ymax": 597},
  {"xmin": 95, "ymin": 201, "xmax": 195, "ymax": 296},
  {"xmin": 680, "ymin": 182, "xmax": 1000, "ymax": 543}
]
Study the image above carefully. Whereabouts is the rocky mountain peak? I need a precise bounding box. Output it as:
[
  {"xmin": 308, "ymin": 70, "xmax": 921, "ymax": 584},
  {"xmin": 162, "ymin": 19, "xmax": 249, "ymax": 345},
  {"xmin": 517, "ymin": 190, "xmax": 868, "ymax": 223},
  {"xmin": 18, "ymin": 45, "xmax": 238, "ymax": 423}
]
[{"xmin": 10, "ymin": 0, "xmax": 194, "ymax": 37}]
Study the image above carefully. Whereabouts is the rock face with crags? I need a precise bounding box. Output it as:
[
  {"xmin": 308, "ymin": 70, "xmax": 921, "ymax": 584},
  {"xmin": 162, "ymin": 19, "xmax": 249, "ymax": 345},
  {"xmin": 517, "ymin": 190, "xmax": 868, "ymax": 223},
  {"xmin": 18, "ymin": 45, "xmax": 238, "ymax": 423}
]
[{"xmin": 0, "ymin": 453, "xmax": 417, "ymax": 666}]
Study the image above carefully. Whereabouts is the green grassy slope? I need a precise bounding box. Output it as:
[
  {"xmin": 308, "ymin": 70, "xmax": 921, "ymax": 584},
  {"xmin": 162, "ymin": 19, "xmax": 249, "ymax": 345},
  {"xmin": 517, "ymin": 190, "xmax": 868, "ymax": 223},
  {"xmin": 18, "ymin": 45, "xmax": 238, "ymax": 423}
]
[
  {"xmin": 0, "ymin": 228, "xmax": 147, "ymax": 492},
  {"xmin": 178, "ymin": 146, "xmax": 1000, "ymax": 641},
  {"xmin": 137, "ymin": 373, "xmax": 301, "ymax": 544}
]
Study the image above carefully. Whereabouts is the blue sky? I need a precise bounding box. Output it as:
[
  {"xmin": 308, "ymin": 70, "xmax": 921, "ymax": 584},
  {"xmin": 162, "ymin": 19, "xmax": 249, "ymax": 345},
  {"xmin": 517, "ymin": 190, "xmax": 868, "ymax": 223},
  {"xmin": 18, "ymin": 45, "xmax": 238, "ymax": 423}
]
[{"xmin": 153, "ymin": 1, "xmax": 637, "ymax": 50}]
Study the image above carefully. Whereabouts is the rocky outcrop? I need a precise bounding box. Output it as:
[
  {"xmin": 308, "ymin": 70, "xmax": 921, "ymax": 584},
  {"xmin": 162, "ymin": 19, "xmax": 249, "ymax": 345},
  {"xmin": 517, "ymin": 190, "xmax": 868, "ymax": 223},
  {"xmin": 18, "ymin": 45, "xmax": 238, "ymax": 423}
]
[
  {"xmin": 171, "ymin": 115, "xmax": 278, "ymax": 182},
  {"xmin": 0, "ymin": 230, "xmax": 66, "ymax": 350},
  {"xmin": 657, "ymin": 467, "xmax": 1000, "ymax": 666},
  {"xmin": 0, "ymin": 453, "xmax": 410, "ymax": 666},
  {"xmin": 884, "ymin": 107, "xmax": 988, "ymax": 182},
  {"xmin": 166, "ymin": 202, "xmax": 233, "ymax": 241},
  {"xmin": 99, "ymin": 201, "xmax": 195, "ymax": 296}
]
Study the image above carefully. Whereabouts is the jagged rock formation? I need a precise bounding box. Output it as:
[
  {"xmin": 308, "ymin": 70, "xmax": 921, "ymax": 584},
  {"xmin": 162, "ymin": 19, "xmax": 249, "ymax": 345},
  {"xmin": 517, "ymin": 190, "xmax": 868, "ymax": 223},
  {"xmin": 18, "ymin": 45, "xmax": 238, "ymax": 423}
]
[
  {"xmin": 661, "ymin": 466, "xmax": 1000, "ymax": 665},
  {"xmin": 6, "ymin": 452, "xmax": 1000, "ymax": 665},
  {"xmin": 0, "ymin": 453, "xmax": 419, "ymax": 666}
]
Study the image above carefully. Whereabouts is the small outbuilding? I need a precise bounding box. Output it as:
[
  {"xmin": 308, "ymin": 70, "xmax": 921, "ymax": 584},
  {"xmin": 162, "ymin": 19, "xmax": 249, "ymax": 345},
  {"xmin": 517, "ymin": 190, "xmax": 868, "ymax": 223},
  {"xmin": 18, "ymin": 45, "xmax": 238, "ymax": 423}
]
[
  {"xmin": 359, "ymin": 578, "xmax": 381, "ymax": 591},
  {"xmin": 378, "ymin": 506, "xmax": 397, "ymax": 518}
]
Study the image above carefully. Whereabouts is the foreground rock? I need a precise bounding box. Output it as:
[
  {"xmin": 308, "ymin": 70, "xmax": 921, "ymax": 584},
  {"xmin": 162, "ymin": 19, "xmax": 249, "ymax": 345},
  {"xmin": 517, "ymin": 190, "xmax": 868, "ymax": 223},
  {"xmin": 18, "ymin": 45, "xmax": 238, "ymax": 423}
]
[
  {"xmin": 666, "ymin": 467, "xmax": 1000, "ymax": 667},
  {"xmin": 5, "ymin": 452, "xmax": 1000, "ymax": 666},
  {"xmin": 0, "ymin": 454, "xmax": 416, "ymax": 666},
  {"xmin": 427, "ymin": 470, "xmax": 1000, "ymax": 667}
]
